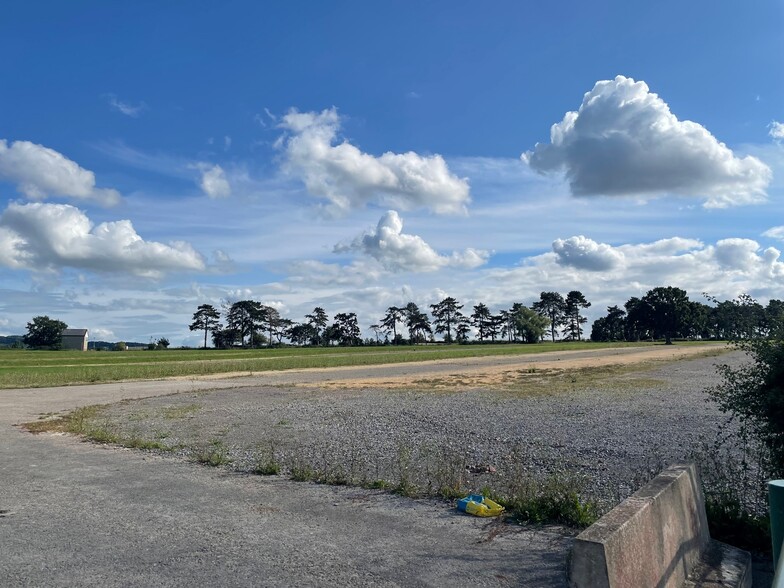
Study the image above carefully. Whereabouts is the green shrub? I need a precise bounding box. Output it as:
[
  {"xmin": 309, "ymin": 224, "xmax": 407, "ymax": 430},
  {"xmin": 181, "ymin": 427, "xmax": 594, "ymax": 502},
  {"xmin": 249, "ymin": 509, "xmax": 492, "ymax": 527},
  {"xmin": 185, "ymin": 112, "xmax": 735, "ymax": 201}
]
[
  {"xmin": 494, "ymin": 472, "xmax": 599, "ymax": 528},
  {"xmin": 702, "ymin": 331, "xmax": 783, "ymax": 552}
]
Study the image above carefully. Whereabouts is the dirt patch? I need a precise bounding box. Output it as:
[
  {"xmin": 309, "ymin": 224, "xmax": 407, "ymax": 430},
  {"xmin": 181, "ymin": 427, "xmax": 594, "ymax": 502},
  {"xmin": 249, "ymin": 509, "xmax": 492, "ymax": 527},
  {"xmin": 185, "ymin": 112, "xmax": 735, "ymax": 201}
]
[{"xmin": 292, "ymin": 345, "xmax": 726, "ymax": 390}]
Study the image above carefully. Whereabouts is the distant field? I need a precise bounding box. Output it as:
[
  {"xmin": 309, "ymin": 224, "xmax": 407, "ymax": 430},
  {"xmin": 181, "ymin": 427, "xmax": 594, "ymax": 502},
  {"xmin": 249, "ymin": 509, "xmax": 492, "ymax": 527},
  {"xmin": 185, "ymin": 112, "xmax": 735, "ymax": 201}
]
[{"xmin": 0, "ymin": 341, "xmax": 712, "ymax": 389}]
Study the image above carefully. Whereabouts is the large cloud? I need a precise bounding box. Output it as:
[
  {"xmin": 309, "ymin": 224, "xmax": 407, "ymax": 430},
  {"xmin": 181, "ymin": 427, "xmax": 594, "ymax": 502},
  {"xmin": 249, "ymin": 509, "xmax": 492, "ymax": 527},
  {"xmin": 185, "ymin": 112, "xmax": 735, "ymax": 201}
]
[
  {"xmin": 278, "ymin": 108, "xmax": 470, "ymax": 215},
  {"xmin": 0, "ymin": 202, "xmax": 205, "ymax": 277},
  {"xmin": 0, "ymin": 140, "xmax": 121, "ymax": 206},
  {"xmin": 552, "ymin": 235, "xmax": 624, "ymax": 271},
  {"xmin": 522, "ymin": 76, "xmax": 771, "ymax": 208},
  {"xmin": 335, "ymin": 210, "xmax": 488, "ymax": 272}
]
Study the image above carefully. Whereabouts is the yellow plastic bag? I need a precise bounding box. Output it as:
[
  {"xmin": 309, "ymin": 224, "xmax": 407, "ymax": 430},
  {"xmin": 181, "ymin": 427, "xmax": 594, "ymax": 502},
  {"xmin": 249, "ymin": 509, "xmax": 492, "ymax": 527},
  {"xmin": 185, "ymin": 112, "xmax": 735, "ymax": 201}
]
[{"xmin": 457, "ymin": 495, "xmax": 505, "ymax": 517}]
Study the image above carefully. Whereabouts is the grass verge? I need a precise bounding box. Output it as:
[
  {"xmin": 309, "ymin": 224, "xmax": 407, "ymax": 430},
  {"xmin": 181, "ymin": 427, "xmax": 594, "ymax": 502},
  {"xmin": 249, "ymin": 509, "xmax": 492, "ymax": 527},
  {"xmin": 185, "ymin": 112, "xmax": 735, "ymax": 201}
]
[
  {"xmin": 24, "ymin": 406, "xmax": 175, "ymax": 452},
  {"xmin": 0, "ymin": 341, "xmax": 724, "ymax": 389},
  {"xmin": 25, "ymin": 406, "xmax": 600, "ymax": 528}
]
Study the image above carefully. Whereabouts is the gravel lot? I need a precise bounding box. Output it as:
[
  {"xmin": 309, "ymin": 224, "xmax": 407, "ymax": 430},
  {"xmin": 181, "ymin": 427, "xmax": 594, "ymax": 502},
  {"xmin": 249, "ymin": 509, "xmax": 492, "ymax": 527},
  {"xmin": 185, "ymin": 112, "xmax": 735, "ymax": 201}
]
[
  {"xmin": 83, "ymin": 348, "xmax": 744, "ymax": 507},
  {"xmin": 6, "ymin": 345, "xmax": 773, "ymax": 587}
]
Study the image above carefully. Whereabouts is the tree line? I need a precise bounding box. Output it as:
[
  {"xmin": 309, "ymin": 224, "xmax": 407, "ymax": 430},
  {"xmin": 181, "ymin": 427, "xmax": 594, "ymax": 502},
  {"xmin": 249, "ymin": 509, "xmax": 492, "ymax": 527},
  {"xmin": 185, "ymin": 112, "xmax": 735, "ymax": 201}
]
[
  {"xmin": 590, "ymin": 288, "xmax": 784, "ymax": 344},
  {"xmin": 12, "ymin": 286, "xmax": 783, "ymax": 351},
  {"xmin": 192, "ymin": 287, "xmax": 742, "ymax": 349}
]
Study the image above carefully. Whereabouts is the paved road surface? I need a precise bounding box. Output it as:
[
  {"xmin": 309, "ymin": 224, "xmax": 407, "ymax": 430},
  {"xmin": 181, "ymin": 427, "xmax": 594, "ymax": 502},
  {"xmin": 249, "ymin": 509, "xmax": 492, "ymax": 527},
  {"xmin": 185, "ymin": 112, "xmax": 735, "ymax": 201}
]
[{"xmin": 0, "ymin": 350, "xmax": 647, "ymax": 587}]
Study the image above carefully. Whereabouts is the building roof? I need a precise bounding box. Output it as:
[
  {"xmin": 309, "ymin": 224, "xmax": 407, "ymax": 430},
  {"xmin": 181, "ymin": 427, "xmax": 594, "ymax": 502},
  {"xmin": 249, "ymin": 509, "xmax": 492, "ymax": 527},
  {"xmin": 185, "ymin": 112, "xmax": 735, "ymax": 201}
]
[{"xmin": 62, "ymin": 329, "xmax": 88, "ymax": 337}]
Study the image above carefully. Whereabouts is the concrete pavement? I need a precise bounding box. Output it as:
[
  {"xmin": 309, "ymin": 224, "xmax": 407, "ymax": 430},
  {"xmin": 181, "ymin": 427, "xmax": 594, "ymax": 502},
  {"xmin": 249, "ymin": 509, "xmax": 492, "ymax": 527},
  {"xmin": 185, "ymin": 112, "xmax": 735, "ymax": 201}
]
[{"xmin": 1, "ymin": 370, "xmax": 573, "ymax": 587}]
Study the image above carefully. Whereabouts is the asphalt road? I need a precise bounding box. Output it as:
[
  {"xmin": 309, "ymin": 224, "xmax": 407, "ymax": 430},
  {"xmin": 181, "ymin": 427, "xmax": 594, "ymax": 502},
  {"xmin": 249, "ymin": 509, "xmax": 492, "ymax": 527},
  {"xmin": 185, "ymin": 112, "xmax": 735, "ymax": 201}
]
[{"xmin": 0, "ymin": 354, "xmax": 595, "ymax": 588}]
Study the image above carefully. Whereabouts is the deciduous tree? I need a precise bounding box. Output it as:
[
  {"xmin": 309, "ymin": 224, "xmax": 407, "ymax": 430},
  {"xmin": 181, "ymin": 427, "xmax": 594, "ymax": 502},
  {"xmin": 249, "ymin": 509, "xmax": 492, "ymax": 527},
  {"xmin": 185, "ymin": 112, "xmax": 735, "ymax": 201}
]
[
  {"xmin": 287, "ymin": 322, "xmax": 318, "ymax": 346},
  {"xmin": 590, "ymin": 306, "xmax": 626, "ymax": 342},
  {"xmin": 212, "ymin": 327, "xmax": 240, "ymax": 349},
  {"xmin": 23, "ymin": 316, "xmax": 68, "ymax": 349},
  {"xmin": 510, "ymin": 304, "xmax": 548, "ymax": 343},
  {"xmin": 624, "ymin": 297, "xmax": 649, "ymax": 341},
  {"xmin": 767, "ymin": 299, "xmax": 784, "ymax": 337},
  {"xmin": 332, "ymin": 312, "xmax": 361, "ymax": 346},
  {"xmin": 640, "ymin": 286, "xmax": 691, "ymax": 344}
]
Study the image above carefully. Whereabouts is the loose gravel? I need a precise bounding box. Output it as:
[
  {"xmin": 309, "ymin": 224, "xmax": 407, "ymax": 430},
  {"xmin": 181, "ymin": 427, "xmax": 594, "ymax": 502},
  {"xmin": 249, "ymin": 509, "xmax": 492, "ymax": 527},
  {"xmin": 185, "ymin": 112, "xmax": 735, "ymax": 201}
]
[{"xmin": 75, "ymin": 349, "xmax": 749, "ymax": 509}]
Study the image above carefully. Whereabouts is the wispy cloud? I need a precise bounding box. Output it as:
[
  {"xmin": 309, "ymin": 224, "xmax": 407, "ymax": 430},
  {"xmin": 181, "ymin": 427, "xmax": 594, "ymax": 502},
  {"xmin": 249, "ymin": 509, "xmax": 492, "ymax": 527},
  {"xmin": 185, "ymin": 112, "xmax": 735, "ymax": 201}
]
[
  {"xmin": 763, "ymin": 226, "xmax": 784, "ymax": 240},
  {"xmin": 104, "ymin": 93, "xmax": 148, "ymax": 117},
  {"xmin": 91, "ymin": 140, "xmax": 193, "ymax": 180},
  {"xmin": 254, "ymin": 107, "xmax": 278, "ymax": 128}
]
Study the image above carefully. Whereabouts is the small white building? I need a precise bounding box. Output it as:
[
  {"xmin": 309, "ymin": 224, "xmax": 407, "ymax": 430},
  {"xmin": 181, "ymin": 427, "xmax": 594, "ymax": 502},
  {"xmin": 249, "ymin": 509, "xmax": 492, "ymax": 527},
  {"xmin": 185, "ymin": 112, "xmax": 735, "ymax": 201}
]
[{"xmin": 61, "ymin": 329, "xmax": 88, "ymax": 351}]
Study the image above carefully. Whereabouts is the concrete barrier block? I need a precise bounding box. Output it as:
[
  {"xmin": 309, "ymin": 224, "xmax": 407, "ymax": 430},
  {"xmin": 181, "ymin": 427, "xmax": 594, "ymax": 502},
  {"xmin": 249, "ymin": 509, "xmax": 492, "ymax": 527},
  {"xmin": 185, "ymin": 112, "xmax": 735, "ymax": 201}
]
[{"xmin": 569, "ymin": 463, "xmax": 711, "ymax": 588}]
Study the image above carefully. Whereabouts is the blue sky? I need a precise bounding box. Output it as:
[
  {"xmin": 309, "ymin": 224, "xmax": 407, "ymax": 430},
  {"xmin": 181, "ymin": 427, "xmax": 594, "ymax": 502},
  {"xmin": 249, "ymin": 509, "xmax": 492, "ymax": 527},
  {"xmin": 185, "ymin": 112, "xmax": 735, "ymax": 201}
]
[{"xmin": 1, "ymin": 1, "xmax": 782, "ymax": 344}]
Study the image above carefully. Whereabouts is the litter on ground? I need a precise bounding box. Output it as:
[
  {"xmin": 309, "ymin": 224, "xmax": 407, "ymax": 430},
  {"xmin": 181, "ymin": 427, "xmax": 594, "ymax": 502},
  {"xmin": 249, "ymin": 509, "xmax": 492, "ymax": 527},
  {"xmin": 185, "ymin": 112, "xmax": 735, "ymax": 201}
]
[{"xmin": 456, "ymin": 495, "xmax": 505, "ymax": 517}]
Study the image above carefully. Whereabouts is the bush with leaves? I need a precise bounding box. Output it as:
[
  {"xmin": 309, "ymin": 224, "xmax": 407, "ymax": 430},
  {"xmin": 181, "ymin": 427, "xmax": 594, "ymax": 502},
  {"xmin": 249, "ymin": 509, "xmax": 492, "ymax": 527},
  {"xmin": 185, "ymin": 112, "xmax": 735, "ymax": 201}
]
[
  {"xmin": 709, "ymin": 337, "xmax": 784, "ymax": 478},
  {"xmin": 700, "ymin": 333, "xmax": 784, "ymax": 551}
]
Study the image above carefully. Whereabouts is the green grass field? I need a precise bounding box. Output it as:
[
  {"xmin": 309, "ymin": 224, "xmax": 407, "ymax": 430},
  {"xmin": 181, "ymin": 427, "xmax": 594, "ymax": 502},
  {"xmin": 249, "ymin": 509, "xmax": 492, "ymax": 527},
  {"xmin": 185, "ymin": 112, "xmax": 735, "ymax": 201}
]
[{"xmin": 0, "ymin": 341, "xmax": 708, "ymax": 389}]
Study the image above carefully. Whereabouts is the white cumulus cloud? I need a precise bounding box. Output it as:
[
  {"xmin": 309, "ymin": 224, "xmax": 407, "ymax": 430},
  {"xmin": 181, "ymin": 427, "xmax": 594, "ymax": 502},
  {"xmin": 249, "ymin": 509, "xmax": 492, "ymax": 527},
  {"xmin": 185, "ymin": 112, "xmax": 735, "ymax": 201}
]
[
  {"xmin": 770, "ymin": 121, "xmax": 784, "ymax": 140},
  {"xmin": 278, "ymin": 108, "xmax": 470, "ymax": 215},
  {"xmin": 0, "ymin": 140, "xmax": 121, "ymax": 206},
  {"xmin": 196, "ymin": 163, "xmax": 231, "ymax": 198},
  {"xmin": 0, "ymin": 202, "xmax": 205, "ymax": 277},
  {"xmin": 713, "ymin": 238, "xmax": 769, "ymax": 270},
  {"xmin": 522, "ymin": 75, "xmax": 771, "ymax": 208},
  {"xmin": 335, "ymin": 210, "xmax": 488, "ymax": 272},
  {"xmin": 552, "ymin": 235, "xmax": 624, "ymax": 271}
]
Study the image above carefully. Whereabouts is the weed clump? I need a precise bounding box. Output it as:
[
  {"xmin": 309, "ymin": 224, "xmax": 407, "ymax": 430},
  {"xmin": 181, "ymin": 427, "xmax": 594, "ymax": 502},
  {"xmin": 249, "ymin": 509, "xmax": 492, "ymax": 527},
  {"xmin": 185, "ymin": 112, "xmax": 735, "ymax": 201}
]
[
  {"xmin": 193, "ymin": 439, "xmax": 230, "ymax": 467},
  {"xmin": 251, "ymin": 443, "xmax": 281, "ymax": 475},
  {"xmin": 494, "ymin": 472, "xmax": 599, "ymax": 528}
]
